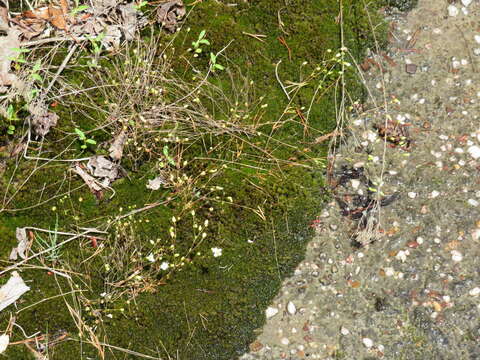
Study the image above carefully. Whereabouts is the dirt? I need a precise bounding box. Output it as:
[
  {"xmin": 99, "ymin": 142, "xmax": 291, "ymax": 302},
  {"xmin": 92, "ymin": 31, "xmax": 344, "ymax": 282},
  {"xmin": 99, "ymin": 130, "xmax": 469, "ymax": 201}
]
[{"xmin": 241, "ymin": 0, "xmax": 480, "ymax": 359}]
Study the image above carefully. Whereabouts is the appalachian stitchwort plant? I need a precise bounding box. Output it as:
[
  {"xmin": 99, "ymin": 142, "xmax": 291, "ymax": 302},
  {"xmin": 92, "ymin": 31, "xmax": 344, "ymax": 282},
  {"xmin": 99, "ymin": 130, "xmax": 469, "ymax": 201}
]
[{"xmin": 75, "ymin": 128, "xmax": 97, "ymax": 149}]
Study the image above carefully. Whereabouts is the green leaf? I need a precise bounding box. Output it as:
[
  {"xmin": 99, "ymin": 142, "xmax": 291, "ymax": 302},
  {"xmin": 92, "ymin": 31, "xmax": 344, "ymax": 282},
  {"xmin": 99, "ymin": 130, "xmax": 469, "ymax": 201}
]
[
  {"xmin": 86, "ymin": 139, "xmax": 96, "ymax": 145},
  {"xmin": 199, "ymin": 39, "xmax": 210, "ymax": 45},
  {"xmin": 70, "ymin": 4, "xmax": 89, "ymax": 16},
  {"xmin": 11, "ymin": 47, "xmax": 30, "ymax": 53},
  {"xmin": 32, "ymin": 60, "xmax": 42, "ymax": 72},
  {"xmin": 214, "ymin": 64, "xmax": 225, "ymax": 71},
  {"xmin": 163, "ymin": 145, "xmax": 169, "ymax": 157},
  {"xmin": 210, "ymin": 52, "xmax": 216, "ymax": 63},
  {"xmin": 6, "ymin": 105, "xmax": 14, "ymax": 120},
  {"xmin": 31, "ymin": 73, "xmax": 42, "ymax": 82},
  {"xmin": 80, "ymin": 144, "xmax": 87, "ymax": 149},
  {"xmin": 195, "ymin": 48, "xmax": 202, "ymax": 54},
  {"xmin": 198, "ymin": 30, "xmax": 206, "ymax": 40},
  {"xmin": 75, "ymin": 128, "xmax": 86, "ymax": 140}
]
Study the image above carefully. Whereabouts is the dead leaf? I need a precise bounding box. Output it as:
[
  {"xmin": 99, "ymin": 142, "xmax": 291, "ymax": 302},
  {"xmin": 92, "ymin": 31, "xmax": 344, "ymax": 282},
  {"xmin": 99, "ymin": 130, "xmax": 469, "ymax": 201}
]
[
  {"xmin": 72, "ymin": 163, "xmax": 104, "ymax": 197},
  {"xmin": 0, "ymin": 6, "xmax": 8, "ymax": 31},
  {"xmin": 9, "ymin": 228, "xmax": 30, "ymax": 261},
  {"xmin": 92, "ymin": 0, "xmax": 118, "ymax": 15},
  {"xmin": 0, "ymin": 272, "xmax": 30, "ymax": 312},
  {"xmin": 0, "ymin": 334, "xmax": 9, "ymax": 354},
  {"xmin": 22, "ymin": 6, "xmax": 67, "ymax": 30},
  {"xmin": 60, "ymin": 0, "xmax": 69, "ymax": 17},
  {"xmin": 0, "ymin": 28, "xmax": 21, "ymax": 90},
  {"xmin": 109, "ymin": 130, "xmax": 127, "ymax": 161},
  {"xmin": 31, "ymin": 110, "xmax": 58, "ymax": 137},
  {"xmin": 119, "ymin": 3, "xmax": 137, "ymax": 41},
  {"xmin": 147, "ymin": 176, "xmax": 167, "ymax": 190},
  {"xmin": 87, "ymin": 155, "xmax": 120, "ymax": 185},
  {"xmin": 157, "ymin": 0, "xmax": 186, "ymax": 33},
  {"xmin": 48, "ymin": 7, "xmax": 67, "ymax": 30}
]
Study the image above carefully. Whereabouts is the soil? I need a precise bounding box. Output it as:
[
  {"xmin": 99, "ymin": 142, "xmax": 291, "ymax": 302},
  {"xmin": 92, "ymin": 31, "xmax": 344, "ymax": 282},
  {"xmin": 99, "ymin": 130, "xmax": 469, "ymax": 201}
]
[{"xmin": 241, "ymin": 0, "xmax": 480, "ymax": 359}]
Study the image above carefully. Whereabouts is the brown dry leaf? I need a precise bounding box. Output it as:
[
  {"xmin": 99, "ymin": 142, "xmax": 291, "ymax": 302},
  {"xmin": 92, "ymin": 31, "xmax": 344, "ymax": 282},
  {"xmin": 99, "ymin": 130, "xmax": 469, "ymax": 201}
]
[
  {"xmin": 0, "ymin": 28, "xmax": 21, "ymax": 89},
  {"xmin": 87, "ymin": 155, "xmax": 120, "ymax": 185},
  {"xmin": 12, "ymin": 9, "xmax": 46, "ymax": 39},
  {"xmin": 60, "ymin": 0, "xmax": 69, "ymax": 16},
  {"xmin": 72, "ymin": 164, "xmax": 104, "ymax": 198},
  {"xmin": 22, "ymin": 6, "xmax": 67, "ymax": 30},
  {"xmin": 48, "ymin": 7, "xmax": 67, "ymax": 30},
  {"xmin": 119, "ymin": 3, "xmax": 137, "ymax": 41},
  {"xmin": 0, "ymin": 6, "xmax": 8, "ymax": 31},
  {"xmin": 31, "ymin": 110, "xmax": 59, "ymax": 137},
  {"xmin": 157, "ymin": 0, "xmax": 186, "ymax": 33},
  {"xmin": 109, "ymin": 130, "xmax": 127, "ymax": 161}
]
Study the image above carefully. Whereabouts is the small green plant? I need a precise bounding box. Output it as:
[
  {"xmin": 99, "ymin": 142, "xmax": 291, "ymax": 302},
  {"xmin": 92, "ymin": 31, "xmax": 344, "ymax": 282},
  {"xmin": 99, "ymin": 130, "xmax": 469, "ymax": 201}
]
[
  {"xmin": 5, "ymin": 104, "xmax": 19, "ymax": 135},
  {"xmin": 9, "ymin": 47, "xmax": 30, "ymax": 64},
  {"xmin": 85, "ymin": 32, "xmax": 105, "ymax": 68},
  {"xmin": 209, "ymin": 52, "xmax": 225, "ymax": 72},
  {"xmin": 35, "ymin": 216, "xmax": 62, "ymax": 263},
  {"xmin": 134, "ymin": 1, "xmax": 148, "ymax": 11},
  {"xmin": 70, "ymin": 4, "xmax": 89, "ymax": 16},
  {"xmin": 75, "ymin": 128, "xmax": 97, "ymax": 149},
  {"xmin": 163, "ymin": 145, "xmax": 176, "ymax": 166},
  {"xmin": 191, "ymin": 30, "xmax": 210, "ymax": 55}
]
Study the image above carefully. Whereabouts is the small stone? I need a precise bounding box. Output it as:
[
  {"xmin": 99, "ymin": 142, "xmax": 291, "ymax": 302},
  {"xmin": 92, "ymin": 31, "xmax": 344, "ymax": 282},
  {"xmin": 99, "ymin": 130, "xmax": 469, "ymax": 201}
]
[
  {"xmin": 405, "ymin": 63, "xmax": 417, "ymax": 74},
  {"xmin": 396, "ymin": 250, "xmax": 408, "ymax": 262},
  {"xmin": 280, "ymin": 337, "xmax": 290, "ymax": 345},
  {"xmin": 362, "ymin": 338, "xmax": 374, "ymax": 348},
  {"xmin": 475, "ymin": 35, "xmax": 480, "ymax": 44},
  {"xmin": 351, "ymin": 179, "xmax": 360, "ymax": 190},
  {"xmin": 266, "ymin": 306, "xmax": 279, "ymax": 319},
  {"xmin": 249, "ymin": 341, "xmax": 263, "ymax": 352},
  {"xmin": 472, "ymin": 229, "xmax": 480, "ymax": 241},
  {"xmin": 430, "ymin": 191, "xmax": 440, "ymax": 198},
  {"xmin": 469, "ymin": 287, "xmax": 480, "ymax": 296},
  {"xmin": 287, "ymin": 301, "xmax": 297, "ymax": 315},
  {"xmin": 447, "ymin": 4, "xmax": 459, "ymax": 16},
  {"xmin": 384, "ymin": 267, "xmax": 395, "ymax": 277},
  {"xmin": 468, "ymin": 199, "xmax": 479, "ymax": 207},
  {"xmin": 340, "ymin": 327, "xmax": 350, "ymax": 335},
  {"xmin": 462, "ymin": 0, "xmax": 472, "ymax": 8},
  {"xmin": 467, "ymin": 145, "xmax": 480, "ymax": 159},
  {"xmin": 408, "ymin": 192, "xmax": 417, "ymax": 199},
  {"xmin": 451, "ymin": 250, "xmax": 463, "ymax": 262}
]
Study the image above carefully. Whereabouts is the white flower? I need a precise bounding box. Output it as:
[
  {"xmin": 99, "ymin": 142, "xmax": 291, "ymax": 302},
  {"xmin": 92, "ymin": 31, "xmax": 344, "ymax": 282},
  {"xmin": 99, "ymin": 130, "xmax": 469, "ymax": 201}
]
[
  {"xmin": 160, "ymin": 261, "xmax": 169, "ymax": 270},
  {"xmin": 146, "ymin": 253, "xmax": 155, "ymax": 263},
  {"xmin": 211, "ymin": 247, "xmax": 222, "ymax": 257}
]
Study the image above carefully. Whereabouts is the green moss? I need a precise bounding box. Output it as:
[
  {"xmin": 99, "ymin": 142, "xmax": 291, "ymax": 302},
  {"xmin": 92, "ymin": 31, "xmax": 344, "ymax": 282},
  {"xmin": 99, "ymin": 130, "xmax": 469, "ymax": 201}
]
[{"xmin": 0, "ymin": 0, "xmax": 387, "ymax": 358}]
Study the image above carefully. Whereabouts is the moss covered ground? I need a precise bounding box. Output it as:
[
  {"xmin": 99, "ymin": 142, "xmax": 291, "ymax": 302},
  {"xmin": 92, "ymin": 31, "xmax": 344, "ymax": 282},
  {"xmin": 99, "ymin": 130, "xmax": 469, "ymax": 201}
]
[{"xmin": 0, "ymin": 0, "xmax": 386, "ymax": 358}]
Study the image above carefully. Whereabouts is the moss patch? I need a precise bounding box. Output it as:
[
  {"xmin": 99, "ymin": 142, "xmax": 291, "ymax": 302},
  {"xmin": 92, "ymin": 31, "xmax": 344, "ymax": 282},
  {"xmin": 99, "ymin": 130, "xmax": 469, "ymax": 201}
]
[{"xmin": 0, "ymin": 0, "xmax": 387, "ymax": 359}]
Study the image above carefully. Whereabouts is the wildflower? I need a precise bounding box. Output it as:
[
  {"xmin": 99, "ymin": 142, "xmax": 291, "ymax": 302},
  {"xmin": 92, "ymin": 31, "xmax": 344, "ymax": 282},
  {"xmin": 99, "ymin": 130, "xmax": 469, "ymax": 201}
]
[
  {"xmin": 146, "ymin": 253, "xmax": 155, "ymax": 263},
  {"xmin": 160, "ymin": 261, "xmax": 169, "ymax": 270},
  {"xmin": 211, "ymin": 247, "xmax": 222, "ymax": 257}
]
